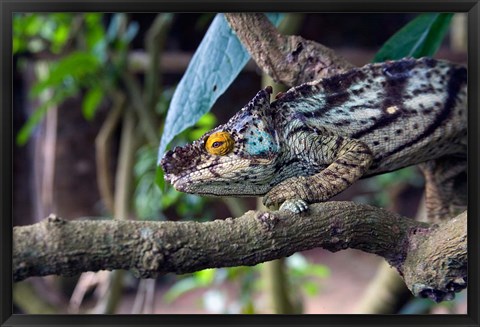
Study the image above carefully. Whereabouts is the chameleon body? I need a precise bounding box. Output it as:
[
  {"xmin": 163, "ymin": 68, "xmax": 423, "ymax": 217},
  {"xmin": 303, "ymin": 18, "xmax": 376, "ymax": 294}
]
[{"xmin": 161, "ymin": 57, "xmax": 467, "ymax": 213}]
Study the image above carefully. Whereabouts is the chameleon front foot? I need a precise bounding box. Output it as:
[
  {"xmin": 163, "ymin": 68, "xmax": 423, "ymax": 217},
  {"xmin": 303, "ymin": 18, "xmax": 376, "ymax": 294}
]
[
  {"xmin": 263, "ymin": 177, "xmax": 311, "ymax": 213},
  {"xmin": 279, "ymin": 199, "xmax": 309, "ymax": 213}
]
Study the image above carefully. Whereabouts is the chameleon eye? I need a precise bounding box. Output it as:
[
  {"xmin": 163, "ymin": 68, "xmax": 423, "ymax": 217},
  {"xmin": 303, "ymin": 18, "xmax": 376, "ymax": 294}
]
[{"xmin": 205, "ymin": 131, "xmax": 234, "ymax": 156}]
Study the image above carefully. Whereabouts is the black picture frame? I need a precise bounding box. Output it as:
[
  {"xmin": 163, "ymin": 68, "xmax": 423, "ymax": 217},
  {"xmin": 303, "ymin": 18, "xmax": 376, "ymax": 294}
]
[{"xmin": 1, "ymin": 1, "xmax": 479, "ymax": 326}]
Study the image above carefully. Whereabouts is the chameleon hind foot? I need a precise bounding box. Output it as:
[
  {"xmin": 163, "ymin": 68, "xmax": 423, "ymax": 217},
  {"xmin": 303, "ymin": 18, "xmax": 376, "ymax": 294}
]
[{"xmin": 279, "ymin": 199, "xmax": 309, "ymax": 213}]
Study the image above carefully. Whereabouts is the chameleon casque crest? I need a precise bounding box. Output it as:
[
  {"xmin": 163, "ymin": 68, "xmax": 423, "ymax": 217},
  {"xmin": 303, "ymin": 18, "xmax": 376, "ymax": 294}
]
[{"xmin": 161, "ymin": 57, "xmax": 467, "ymax": 213}]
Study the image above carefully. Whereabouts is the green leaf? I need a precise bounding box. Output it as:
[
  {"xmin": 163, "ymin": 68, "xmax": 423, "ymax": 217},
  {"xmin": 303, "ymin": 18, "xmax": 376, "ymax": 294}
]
[
  {"xmin": 157, "ymin": 13, "xmax": 284, "ymax": 163},
  {"xmin": 159, "ymin": 189, "xmax": 181, "ymax": 209},
  {"xmin": 155, "ymin": 164, "xmax": 165, "ymax": 191},
  {"xmin": 241, "ymin": 300, "xmax": 256, "ymax": 314},
  {"xmin": 196, "ymin": 111, "xmax": 217, "ymax": 129},
  {"xmin": 82, "ymin": 86, "xmax": 103, "ymax": 120},
  {"xmin": 194, "ymin": 269, "xmax": 216, "ymax": 286},
  {"xmin": 134, "ymin": 176, "xmax": 163, "ymax": 220},
  {"xmin": 187, "ymin": 112, "xmax": 217, "ymax": 141},
  {"xmin": 373, "ymin": 13, "xmax": 453, "ymax": 62},
  {"xmin": 134, "ymin": 145, "xmax": 170, "ymax": 219},
  {"xmin": 31, "ymin": 51, "xmax": 101, "ymax": 96},
  {"xmin": 13, "ymin": 37, "xmax": 21, "ymax": 54},
  {"xmin": 301, "ymin": 280, "xmax": 320, "ymax": 297},
  {"xmin": 16, "ymin": 103, "xmax": 50, "ymax": 146},
  {"xmin": 307, "ymin": 265, "xmax": 330, "ymax": 279},
  {"xmin": 85, "ymin": 14, "xmax": 107, "ymax": 59},
  {"xmin": 24, "ymin": 14, "xmax": 44, "ymax": 36},
  {"xmin": 51, "ymin": 23, "xmax": 69, "ymax": 53}
]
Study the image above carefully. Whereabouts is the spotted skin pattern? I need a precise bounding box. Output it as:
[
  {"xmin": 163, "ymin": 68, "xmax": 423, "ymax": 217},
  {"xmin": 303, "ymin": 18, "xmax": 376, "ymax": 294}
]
[{"xmin": 161, "ymin": 58, "xmax": 467, "ymax": 214}]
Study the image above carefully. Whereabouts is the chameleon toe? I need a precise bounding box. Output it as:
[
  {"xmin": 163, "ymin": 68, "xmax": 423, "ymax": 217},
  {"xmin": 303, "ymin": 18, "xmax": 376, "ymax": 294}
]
[{"xmin": 279, "ymin": 199, "xmax": 309, "ymax": 213}]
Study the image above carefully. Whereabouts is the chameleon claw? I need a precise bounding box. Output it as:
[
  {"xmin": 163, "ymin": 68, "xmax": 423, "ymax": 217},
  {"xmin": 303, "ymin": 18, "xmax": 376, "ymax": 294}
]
[{"xmin": 279, "ymin": 199, "xmax": 309, "ymax": 214}]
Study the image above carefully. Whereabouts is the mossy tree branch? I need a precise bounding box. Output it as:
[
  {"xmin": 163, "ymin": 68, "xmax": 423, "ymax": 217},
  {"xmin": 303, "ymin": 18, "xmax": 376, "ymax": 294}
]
[{"xmin": 13, "ymin": 202, "xmax": 467, "ymax": 303}]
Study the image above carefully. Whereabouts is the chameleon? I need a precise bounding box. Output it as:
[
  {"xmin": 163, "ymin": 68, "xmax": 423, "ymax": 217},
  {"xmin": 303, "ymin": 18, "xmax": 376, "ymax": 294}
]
[{"xmin": 160, "ymin": 57, "xmax": 467, "ymax": 215}]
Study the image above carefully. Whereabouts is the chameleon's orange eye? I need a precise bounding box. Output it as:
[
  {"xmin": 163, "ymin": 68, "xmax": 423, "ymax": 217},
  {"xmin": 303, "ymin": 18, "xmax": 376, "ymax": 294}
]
[{"xmin": 205, "ymin": 131, "xmax": 234, "ymax": 155}]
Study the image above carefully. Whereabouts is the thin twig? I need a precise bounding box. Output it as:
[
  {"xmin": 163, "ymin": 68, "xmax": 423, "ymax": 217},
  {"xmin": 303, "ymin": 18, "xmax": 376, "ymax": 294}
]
[
  {"xmin": 113, "ymin": 108, "xmax": 137, "ymax": 220},
  {"xmin": 94, "ymin": 92, "xmax": 126, "ymax": 213},
  {"xmin": 145, "ymin": 13, "xmax": 173, "ymax": 113},
  {"xmin": 122, "ymin": 72, "xmax": 159, "ymax": 145}
]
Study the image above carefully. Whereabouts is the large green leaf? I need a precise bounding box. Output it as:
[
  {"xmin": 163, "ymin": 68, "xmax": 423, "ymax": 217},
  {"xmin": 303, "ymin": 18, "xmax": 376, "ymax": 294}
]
[
  {"xmin": 373, "ymin": 13, "xmax": 453, "ymax": 62},
  {"xmin": 157, "ymin": 13, "xmax": 284, "ymax": 163}
]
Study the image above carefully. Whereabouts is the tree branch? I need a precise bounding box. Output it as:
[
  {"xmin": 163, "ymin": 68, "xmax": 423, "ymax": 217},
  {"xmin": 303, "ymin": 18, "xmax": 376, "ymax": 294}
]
[
  {"xmin": 13, "ymin": 201, "xmax": 467, "ymax": 302},
  {"xmin": 403, "ymin": 211, "xmax": 467, "ymax": 301},
  {"xmin": 224, "ymin": 13, "xmax": 355, "ymax": 87}
]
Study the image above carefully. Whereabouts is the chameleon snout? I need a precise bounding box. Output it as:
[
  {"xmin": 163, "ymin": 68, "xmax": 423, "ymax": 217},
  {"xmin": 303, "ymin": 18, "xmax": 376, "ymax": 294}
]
[
  {"xmin": 160, "ymin": 149, "xmax": 192, "ymax": 191},
  {"xmin": 160, "ymin": 149, "xmax": 180, "ymax": 176},
  {"xmin": 161, "ymin": 145, "xmax": 198, "ymax": 175}
]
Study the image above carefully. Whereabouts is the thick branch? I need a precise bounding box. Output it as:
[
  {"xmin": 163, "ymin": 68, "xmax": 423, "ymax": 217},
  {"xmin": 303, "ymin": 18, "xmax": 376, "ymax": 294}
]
[
  {"xmin": 403, "ymin": 211, "xmax": 467, "ymax": 302},
  {"xmin": 13, "ymin": 202, "xmax": 466, "ymax": 302},
  {"xmin": 224, "ymin": 13, "xmax": 355, "ymax": 87}
]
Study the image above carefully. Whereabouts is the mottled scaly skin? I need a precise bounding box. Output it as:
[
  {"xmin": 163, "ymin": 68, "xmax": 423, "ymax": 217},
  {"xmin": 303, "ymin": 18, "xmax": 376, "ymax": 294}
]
[{"xmin": 161, "ymin": 57, "xmax": 467, "ymax": 213}]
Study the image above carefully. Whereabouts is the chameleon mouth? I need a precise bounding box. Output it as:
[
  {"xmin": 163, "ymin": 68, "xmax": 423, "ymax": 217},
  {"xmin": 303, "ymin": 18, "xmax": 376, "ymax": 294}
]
[
  {"xmin": 163, "ymin": 158, "xmax": 256, "ymax": 194},
  {"xmin": 167, "ymin": 172, "xmax": 265, "ymax": 197},
  {"xmin": 169, "ymin": 176, "xmax": 188, "ymax": 192},
  {"xmin": 163, "ymin": 163, "xmax": 228, "ymax": 192},
  {"xmin": 165, "ymin": 172, "xmax": 192, "ymax": 190},
  {"xmin": 166, "ymin": 172, "xmax": 217, "ymax": 194}
]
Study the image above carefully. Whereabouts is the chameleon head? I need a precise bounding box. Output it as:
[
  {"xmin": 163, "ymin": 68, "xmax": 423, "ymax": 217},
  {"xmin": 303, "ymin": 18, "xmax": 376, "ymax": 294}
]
[{"xmin": 161, "ymin": 87, "xmax": 281, "ymax": 196}]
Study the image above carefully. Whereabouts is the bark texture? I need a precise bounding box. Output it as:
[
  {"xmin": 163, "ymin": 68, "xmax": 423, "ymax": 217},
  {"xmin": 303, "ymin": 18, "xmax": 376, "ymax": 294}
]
[
  {"xmin": 13, "ymin": 202, "xmax": 467, "ymax": 302},
  {"xmin": 403, "ymin": 211, "xmax": 467, "ymax": 301},
  {"xmin": 224, "ymin": 13, "xmax": 355, "ymax": 87}
]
